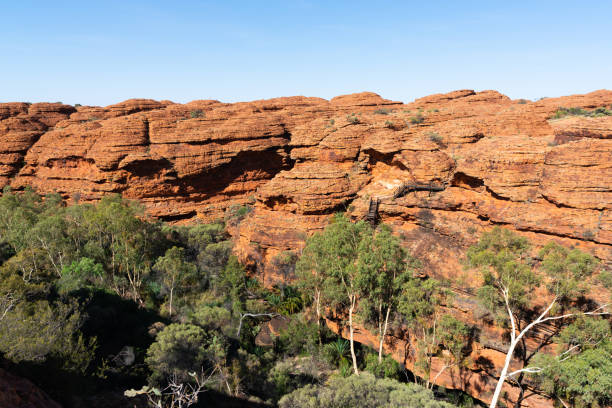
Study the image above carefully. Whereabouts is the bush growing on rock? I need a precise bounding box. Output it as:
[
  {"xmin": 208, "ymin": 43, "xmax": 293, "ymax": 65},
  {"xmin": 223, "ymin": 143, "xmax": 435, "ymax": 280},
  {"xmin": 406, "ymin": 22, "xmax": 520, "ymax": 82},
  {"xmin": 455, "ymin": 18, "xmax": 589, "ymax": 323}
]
[{"xmin": 410, "ymin": 114, "xmax": 424, "ymax": 124}]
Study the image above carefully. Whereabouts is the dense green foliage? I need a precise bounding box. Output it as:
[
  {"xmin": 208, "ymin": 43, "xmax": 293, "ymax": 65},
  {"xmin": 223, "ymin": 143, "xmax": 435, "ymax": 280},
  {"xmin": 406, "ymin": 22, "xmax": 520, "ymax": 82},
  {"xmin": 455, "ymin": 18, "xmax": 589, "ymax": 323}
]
[
  {"xmin": 278, "ymin": 372, "xmax": 455, "ymax": 408},
  {"xmin": 296, "ymin": 214, "xmax": 472, "ymax": 389},
  {"xmin": 397, "ymin": 278, "xmax": 470, "ymax": 387},
  {"xmin": 1, "ymin": 188, "xmax": 607, "ymax": 408},
  {"xmin": 0, "ymin": 191, "xmax": 460, "ymax": 408},
  {"xmin": 466, "ymin": 227, "xmax": 599, "ymax": 320},
  {"xmin": 466, "ymin": 227, "xmax": 610, "ymax": 408},
  {"xmin": 529, "ymin": 318, "xmax": 612, "ymax": 408}
]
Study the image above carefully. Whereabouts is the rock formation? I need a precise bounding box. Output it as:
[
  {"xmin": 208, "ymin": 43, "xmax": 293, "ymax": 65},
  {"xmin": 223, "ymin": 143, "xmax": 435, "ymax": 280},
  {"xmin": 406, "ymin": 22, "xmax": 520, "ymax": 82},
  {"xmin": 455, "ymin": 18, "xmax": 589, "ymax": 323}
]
[
  {"xmin": 0, "ymin": 368, "xmax": 62, "ymax": 408},
  {"xmin": 1, "ymin": 89, "xmax": 611, "ymax": 407}
]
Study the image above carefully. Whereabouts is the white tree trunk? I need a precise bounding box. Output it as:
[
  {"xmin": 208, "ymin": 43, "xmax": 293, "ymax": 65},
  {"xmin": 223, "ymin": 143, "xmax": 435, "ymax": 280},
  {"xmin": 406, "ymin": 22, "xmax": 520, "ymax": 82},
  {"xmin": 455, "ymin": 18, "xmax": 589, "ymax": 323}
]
[
  {"xmin": 348, "ymin": 297, "xmax": 359, "ymax": 375},
  {"xmin": 168, "ymin": 286, "xmax": 174, "ymax": 318},
  {"xmin": 489, "ymin": 339, "xmax": 518, "ymax": 408},
  {"xmin": 315, "ymin": 289, "xmax": 321, "ymax": 321},
  {"xmin": 315, "ymin": 289, "xmax": 322, "ymax": 344},
  {"xmin": 378, "ymin": 306, "xmax": 391, "ymax": 363}
]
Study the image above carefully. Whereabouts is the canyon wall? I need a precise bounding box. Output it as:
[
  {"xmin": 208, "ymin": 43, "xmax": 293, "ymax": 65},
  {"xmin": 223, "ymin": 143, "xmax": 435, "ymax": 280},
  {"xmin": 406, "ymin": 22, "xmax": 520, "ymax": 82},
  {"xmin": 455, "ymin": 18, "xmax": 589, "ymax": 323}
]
[{"xmin": 1, "ymin": 89, "xmax": 611, "ymax": 407}]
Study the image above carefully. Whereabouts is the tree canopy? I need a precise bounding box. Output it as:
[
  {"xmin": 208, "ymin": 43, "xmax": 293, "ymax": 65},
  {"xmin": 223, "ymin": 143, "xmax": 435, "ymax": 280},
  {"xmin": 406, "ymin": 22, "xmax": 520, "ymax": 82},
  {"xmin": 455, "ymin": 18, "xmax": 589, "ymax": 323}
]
[{"xmin": 278, "ymin": 372, "xmax": 456, "ymax": 408}]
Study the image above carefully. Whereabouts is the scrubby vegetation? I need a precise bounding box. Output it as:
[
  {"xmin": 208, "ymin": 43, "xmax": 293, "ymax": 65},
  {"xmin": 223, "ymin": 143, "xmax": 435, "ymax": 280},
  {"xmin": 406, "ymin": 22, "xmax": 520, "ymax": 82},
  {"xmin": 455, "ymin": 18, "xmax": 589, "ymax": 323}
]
[
  {"xmin": 346, "ymin": 113, "xmax": 359, "ymax": 124},
  {"xmin": 410, "ymin": 113, "xmax": 424, "ymax": 124},
  {"xmin": 0, "ymin": 189, "xmax": 609, "ymax": 408},
  {"xmin": 278, "ymin": 373, "xmax": 455, "ymax": 408},
  {"xmin": 550, "ymin": 106, "xmax": 612, "ymax": 119},
  {"xmin": 190, "ymin": 110, "xmax": 205, "ymax": 118}
]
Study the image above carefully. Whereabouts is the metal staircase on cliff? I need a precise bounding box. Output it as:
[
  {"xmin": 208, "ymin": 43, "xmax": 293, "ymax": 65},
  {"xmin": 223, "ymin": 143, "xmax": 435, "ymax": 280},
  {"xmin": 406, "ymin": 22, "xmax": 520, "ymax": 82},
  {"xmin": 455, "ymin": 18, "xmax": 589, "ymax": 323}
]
[{"xmin": 365, "ymin": 198, "xmax": 380, "ymax": 225}]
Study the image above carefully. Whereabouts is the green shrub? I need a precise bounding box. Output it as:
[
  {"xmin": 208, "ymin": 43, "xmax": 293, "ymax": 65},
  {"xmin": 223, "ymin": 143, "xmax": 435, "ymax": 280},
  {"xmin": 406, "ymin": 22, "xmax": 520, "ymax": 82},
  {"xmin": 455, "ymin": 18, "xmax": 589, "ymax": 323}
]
[
  {"xmin": 275, "ymin": 316, "xmax": 319, "ymax": 356},
  {"xmin": 278, "ymin": 372, "xmax": 456, "ymax": 408},
  {"xmin": 529, "ymin": 323, "xmax": 612, "ymax": 408},
  {"xmin": 191, "ymin": 304, "xmax": 232, "ymax": 333},
  {"xmin": 346, "ymin": 114, "xmax": 359, "ymax": 124},
  {"xmin": 146, "ymin": 323, "xmax": 226, "ymax": 384},
  {"xmin": 0, "ymin": 299, "xmax": 96, "ymax": 373},
  {"xmin": 427, "ymin": 132, "xmax": 443, "ymax": 144},
  {"xmin": 410, "ymin": 114, "xmax": 424, "ymax": 124},
  {"xmin": 225, "ymin": 204, "xmax": 252, "ymax": 224},
  {"xmin": 56, "ymin": 257, "xmax": 104, "ymax": 294},
  {"xmin": 323, "ymin": 339, "xmax": 350, "ymax": 367},
  {"xmin": 190, "ymin": 109, "xmax": 204, "ymax": 118},
  {"xmin": 364, "ymin": 352, "xmax": 402, "ymax": 379}
]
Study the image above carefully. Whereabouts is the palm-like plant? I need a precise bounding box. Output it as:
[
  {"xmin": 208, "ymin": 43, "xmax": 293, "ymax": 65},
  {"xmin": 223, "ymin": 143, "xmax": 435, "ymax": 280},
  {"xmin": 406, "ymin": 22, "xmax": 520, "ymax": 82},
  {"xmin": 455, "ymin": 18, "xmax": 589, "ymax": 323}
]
[{"xmin": 324, "ymin": 339, "xmax": 350, "ymax": 367}]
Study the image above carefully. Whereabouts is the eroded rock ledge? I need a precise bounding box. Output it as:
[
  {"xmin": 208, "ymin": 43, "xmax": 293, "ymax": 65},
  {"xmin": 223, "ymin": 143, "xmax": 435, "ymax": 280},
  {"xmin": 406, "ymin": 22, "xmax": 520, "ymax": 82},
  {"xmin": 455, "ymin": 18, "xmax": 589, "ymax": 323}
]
[{"xmin": 2, "ymin": 89, "xmax": 611, "ymax": 407}]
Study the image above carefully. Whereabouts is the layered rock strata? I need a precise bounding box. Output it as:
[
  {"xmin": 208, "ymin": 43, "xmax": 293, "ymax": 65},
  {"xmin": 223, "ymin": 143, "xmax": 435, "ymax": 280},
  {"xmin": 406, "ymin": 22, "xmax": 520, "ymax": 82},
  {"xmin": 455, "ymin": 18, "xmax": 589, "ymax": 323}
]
[{"xmin": 2, "ymin": 89, "xmax": 612, "ymax": 407}]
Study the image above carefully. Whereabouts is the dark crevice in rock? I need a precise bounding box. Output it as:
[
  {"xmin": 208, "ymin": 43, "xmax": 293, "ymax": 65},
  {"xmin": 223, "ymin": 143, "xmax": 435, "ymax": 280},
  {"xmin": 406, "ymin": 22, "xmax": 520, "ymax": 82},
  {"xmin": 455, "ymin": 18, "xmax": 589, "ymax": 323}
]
[
  {"xmin": 463, "ymin": 132, "xmax": 485, "ymax": 144},
  {"xmin": 262, "ymin": 195, "xmax": 292, "ymax": 209},
  {"xmin": 150, "ymin": 134, "xmax": 289, "ymax": 147},
  {"xmin": 158, "ymin": 210, "xmax": 198, "ymax": 222},
  {"xmin": 121, "ymin": 158, "xmax": 173, "ymax": 177},
  {"xmin": 43, "ymin": 156, "xmax": 96, "ymax": 167},
  {"xmin": 302, "ymin": 198, "xmax": 357, "ymax": 215},
  {"xmin": 484, "ymin": 186, "xmax": 512, "ymax": 202},
  {"xmin": 553, "ymin": 131, "xmax": 610, "ymax": 143},
  {"xmin": 174, "ymin": 148, "xmax": 291, "ymax": 200},
  {"xmin": 538, "ymin": 193, "xmax": 578, "ymax": 209},
  {"xmin": 362, "ymin": 149, "xmax": 398, "ymax": 166},
  {"xmin": 451, "ymin": 172, "xmax": 484, "ymax": 189}
]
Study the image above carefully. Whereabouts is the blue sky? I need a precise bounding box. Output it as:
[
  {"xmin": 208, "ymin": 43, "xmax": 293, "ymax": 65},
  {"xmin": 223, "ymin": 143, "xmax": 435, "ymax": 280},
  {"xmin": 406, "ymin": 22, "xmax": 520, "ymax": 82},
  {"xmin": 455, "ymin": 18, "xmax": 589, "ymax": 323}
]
[{"xmin": 1, "ymin": 1, "xmax": 611, "ymax": 106}]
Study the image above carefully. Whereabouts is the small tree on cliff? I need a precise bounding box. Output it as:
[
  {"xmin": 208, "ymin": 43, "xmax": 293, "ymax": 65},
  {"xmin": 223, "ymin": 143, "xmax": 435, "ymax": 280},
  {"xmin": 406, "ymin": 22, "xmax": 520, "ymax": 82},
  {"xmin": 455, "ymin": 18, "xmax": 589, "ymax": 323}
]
[
  {"xmin": 529, "ymin": 317, "xmax": 612, "ymax": 408},
  {"xmin": 466, "ymin": 227, "xmax": 609, "ymax": 408},
  {"xmin": 296, "ymin": 213, "xmax": 371, "ymax": 375},
  {"xmin": 357, "ymin": 224, "xmax": 419, "ymax": 363},
  {"xmin": 320, "ymin": 214, "xmax": 371, "ymax": 375},
  {"xmin": 398, "ymin": 277, "xmax": 470, "ymax": 389},
  {"xmin": 296, "ymin": 232, "xmax": 329, "ymax": 343}
]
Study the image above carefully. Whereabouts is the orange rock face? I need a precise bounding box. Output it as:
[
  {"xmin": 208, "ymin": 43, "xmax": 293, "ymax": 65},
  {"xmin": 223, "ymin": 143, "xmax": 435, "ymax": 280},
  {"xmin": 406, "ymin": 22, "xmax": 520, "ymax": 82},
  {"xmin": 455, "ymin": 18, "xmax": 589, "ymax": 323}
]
[{"xmin": 2, "ymin": 90, "xmax": 612, "ymax": 407}]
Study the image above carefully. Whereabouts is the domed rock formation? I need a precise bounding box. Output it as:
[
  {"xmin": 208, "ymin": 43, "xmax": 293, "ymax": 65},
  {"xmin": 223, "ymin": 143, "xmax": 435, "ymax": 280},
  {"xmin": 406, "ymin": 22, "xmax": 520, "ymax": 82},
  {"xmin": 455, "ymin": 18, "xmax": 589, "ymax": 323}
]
[{"xmin": 1, "ymin": 89, "xmax": 611, "ymax": 407}]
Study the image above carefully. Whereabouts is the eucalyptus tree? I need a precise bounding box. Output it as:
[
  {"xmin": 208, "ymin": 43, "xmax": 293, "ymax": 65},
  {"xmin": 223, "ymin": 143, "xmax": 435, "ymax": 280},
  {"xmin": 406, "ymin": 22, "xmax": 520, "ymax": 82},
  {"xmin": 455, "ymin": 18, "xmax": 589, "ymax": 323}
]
[
  {"xmin": 78, "ymin": 194, "xmax": 165, "ymax": 303},
  {"xmin": 357, "ymin": 224, "xmax": 418, "ymax": 363},
  {"xmin": 466, "ymin": 227, "xmax": 609, "ymax": 408},
  {"xmin": 153, "ymin": 246, "xmax": 198, "ymax": 318},
  {"xmin": 398, "ymin": 278, "xmax": 469, "ymax": 389},
  {"xmin": 296, "ymin": 231, "xmax": 328, "ymax": 341},
  {"xmin": 296, "ymin": 213, "xmax": 371, "ymax": 374},
  {"xmin": 320, "ymin": 214, "xmax": 371, "ymax": 375},
  {"xmin": 529, "ymin": 317, "xmax": 612, "ymax": 408}
]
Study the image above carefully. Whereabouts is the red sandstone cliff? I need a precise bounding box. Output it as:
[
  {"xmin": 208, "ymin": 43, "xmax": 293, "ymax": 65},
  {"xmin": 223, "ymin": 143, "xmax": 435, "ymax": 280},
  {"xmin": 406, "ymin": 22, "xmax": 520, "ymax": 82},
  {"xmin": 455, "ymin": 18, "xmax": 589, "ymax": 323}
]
[{"xmin": 1, "ymin": 90, "xmax": 611, "ymax": 407}]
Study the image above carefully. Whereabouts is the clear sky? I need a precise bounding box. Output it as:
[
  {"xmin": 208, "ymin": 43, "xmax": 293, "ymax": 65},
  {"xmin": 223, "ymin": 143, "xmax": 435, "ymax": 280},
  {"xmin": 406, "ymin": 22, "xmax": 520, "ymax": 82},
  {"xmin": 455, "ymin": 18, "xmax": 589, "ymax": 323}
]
[{"xmin": 2, "ymin": 1, "xmax": 611, "ymax": 106}]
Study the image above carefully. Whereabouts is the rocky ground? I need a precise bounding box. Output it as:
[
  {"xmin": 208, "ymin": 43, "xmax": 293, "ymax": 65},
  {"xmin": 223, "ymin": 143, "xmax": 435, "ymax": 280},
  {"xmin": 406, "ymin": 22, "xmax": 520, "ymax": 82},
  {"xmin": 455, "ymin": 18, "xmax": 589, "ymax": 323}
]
[{"xmin": 1, "ymin": 89, "xmax": 611, "ymax": 407}]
